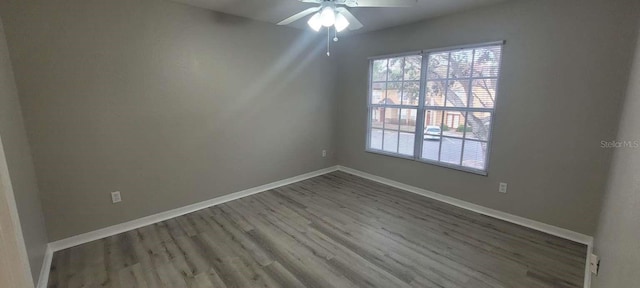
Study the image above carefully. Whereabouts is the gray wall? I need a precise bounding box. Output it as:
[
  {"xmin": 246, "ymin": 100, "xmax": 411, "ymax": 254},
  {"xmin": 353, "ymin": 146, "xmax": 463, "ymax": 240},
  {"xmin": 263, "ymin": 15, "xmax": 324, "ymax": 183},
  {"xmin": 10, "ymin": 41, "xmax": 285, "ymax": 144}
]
[
  {"xmin": 0, "ymin": 16, "xmax": 48, "ymax": 283},
  {"xmin": 0, "ymin": 0, "xmax": 337, "ymax": 241},
  {"xmin": 335, "ymin": 0, "xmax": 640, "ymax": 235},
  {"xmin": 592, "ymin": 20, "xmax": 640, "ymax": 288}
]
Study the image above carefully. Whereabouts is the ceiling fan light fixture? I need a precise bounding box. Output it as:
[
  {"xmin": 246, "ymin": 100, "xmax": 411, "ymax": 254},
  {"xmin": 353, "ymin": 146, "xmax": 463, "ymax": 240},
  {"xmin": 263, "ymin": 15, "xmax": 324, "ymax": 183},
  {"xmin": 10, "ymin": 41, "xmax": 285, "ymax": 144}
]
[
  {"xmin": 334, "ymin": 12, "xmax": 350, "ymax": 32},
  {"xmin": 278, "ymin": 0, "xmax": 417, "ymax": 56},
  {"xmin": 307, "ymin": 13, "xmax": 322, "ymax": 31},
  {"xmin": 320, "ymin": 6, "xmax": 335, "ymax": 27}
]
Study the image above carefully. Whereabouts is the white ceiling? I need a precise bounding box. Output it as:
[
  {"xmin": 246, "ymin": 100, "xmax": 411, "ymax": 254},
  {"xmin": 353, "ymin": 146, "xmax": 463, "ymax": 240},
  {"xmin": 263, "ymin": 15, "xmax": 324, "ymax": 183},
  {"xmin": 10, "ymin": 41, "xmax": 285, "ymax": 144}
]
[{"xmin": 171, "ymin": 0, "xmax": 510, "ymax": 33}]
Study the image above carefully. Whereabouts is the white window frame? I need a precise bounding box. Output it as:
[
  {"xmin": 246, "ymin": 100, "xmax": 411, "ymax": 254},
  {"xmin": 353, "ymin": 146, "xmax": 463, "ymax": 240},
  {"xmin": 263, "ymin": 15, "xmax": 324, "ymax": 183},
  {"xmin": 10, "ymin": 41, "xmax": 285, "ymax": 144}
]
[{"xmin": 365, "ymin": 41, "xmax": 505, "ymax": 175}]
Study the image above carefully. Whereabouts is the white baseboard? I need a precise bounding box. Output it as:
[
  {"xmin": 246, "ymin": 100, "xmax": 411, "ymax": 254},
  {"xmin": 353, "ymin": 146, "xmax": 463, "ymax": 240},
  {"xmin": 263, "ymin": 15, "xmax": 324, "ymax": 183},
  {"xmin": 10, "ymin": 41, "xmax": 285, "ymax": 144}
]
[
  {"xmin": 36, "ymin": 245, "xmax": 53, "ymax": 288},
  {"xmin": 336, "ymin": 165, "xmax": 594, "ymax": 288},
  {"xmin": 584, "ymin": 241, "xmax": 594, "ymax": 288},
  {"xmin": 48, "ymin": 165, "xmax": 338, "ymax": 253}
]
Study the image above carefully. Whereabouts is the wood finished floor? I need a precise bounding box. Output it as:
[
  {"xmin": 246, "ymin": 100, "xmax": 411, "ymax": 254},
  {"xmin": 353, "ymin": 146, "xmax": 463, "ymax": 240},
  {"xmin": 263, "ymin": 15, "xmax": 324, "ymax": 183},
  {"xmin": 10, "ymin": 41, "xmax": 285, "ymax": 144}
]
[{"xmin": 47, "ymin": 171, "xmax": 587, "ymax": 288}]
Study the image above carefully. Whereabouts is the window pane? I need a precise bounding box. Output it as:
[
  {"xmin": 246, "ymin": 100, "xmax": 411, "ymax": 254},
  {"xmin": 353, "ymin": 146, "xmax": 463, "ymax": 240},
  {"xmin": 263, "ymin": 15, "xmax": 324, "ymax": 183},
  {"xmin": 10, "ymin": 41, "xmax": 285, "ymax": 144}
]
[
  {"xmin": 400, "ymin": 109, "xmax": 417, "ymax": 133},
  {"xmin": 473, "ymin": 46, "xmax": 502, "ymax": 77},
  {"xmin": 385, "ymin": 82, "xmax": 401, "ymax": 105},
  {"xmin": 383, "ymin": 130, "xmax": 399, "ymax": 153},
  {"xmin": 440, "ymin": 137, "xmax": 463, "ymax": 165},
  {"xmin": 425, "ymin": 80, "xmax": 446, "ymax": 107},
  {"xmin": 421, "ymin": 138, "xmax": 440, "ymax": 161},
  {"xmin": 370, "ymin": 108, "xmax": 383, "ymax": 129},
  {"xmin": 388, "ymin": 57, "xmax": 404, "ymax": 81},
  {"xmin": 421, "ymin": 110, "xmax": 443, "ymax": 161},
  {"xmin": 372, "ymin": 59, "xmax": 388, "ymax": 81},
  {"xmin": 402, "ymin": 81, "xmax": 420, "ymax": 106},
  {"xmin": 370, "ymin": 129, "xmax": 383, "ymax": 150},
  {"xmin": 449, "ymin": 49, "xmax": 473, "ymax": 79},
  {"xmin": 445, "ymin": 80, "xmax": 470, "ymax": 107},
  {"xmin": 462, "ymin": 140, "xmax": 488, "ymax": 170},
  {"xmin": 442, "ymin": 111, "xmax": 467, "ymax": 138},
  {"xmin": 404, "ymin": 55, "xmax": 422, "ymax": 81},
  {"xmin": 399, "ymin": 109, "xmax": 417, "ymax": 155},
  {"xmin": 423, "ymin": 109, "xmax": 444, "ymax": 130},
  {"xmin": 470, "ymin": 79, "xmax": 497, "ymax": 108},
  {"xmin": 371, "ymin": 82, "xmax": 386, "ymax": 105},
  {"xmin": 427, "ymin": 52, "xmax": 449, "ymax": 80},
  {"xmin": 399, "ymin": 133, "xmax": 415, "ymax": 156},
  {"xmin": 382, "ymin": 108, "xmax": 400, "ymax": 130},
  {"xmin": 466, "ymin": 112, "xmax": 492, "ymax": 141}
]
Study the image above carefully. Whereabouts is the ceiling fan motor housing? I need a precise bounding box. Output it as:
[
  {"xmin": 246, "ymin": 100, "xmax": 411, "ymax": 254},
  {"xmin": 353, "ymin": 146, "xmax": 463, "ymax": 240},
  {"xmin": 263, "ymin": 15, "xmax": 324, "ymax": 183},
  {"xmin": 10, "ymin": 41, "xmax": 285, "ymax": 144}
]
[{"xmin": 340, "ymin": 0, "xmax": 359, "ymax": 6}]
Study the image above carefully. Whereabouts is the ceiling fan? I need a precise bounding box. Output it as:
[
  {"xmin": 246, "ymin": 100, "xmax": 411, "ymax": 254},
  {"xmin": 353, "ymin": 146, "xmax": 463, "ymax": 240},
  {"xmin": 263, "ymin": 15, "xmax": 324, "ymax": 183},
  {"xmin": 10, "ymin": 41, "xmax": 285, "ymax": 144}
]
[{"xmin": 277, "ymin": 0, "xmax": 417, "ymax": 55}]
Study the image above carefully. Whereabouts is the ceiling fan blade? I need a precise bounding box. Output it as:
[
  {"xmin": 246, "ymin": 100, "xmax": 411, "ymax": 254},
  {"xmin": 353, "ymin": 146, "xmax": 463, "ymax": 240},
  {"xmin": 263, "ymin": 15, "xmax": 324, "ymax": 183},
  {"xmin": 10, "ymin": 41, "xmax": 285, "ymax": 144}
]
[
  {"xmin": 298, "ymin": 0, "xmax": 323, "ymax": 3},
  {"xmin": 342, "ymin": 0, "xmax": 416, "ymax": 7},
  {"xmin": 277, "ymin": 7, "xmax": 321, "ymax": 25},
  {"xmin": 335, "ymin": 7, "xmax": 363, "ymax": 30}
]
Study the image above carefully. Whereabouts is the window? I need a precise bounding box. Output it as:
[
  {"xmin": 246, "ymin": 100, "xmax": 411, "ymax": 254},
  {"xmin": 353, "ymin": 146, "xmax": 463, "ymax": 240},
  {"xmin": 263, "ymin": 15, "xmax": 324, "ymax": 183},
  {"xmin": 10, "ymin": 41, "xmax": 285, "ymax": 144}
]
[{"xmin": 367, "ymin": 42, "xmax": 503, "ymax": 174}]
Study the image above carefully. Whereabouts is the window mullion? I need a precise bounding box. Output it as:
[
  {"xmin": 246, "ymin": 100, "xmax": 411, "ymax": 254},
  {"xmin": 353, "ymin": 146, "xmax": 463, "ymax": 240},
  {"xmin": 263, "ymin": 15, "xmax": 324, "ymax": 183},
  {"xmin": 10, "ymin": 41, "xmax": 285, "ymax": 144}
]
[
  {"xmin": 414, "ymin": 53, "xmax": 428, "ymax": 159},
  {"xmin": 459, "ymin": 111, "xmax": 468, "ymax": 166},
  {"xmin": 366, "ymin": 60, "xmax": 373, "ymax": 151},
  {"xmin": 443, "ymin": 52, "xmax": 452, "ymax": 108},
  {"xmin": 381, "ymin": 59, "xmax": 391, "ymax": 151},
  {"xmin": 397, "ymin": 58, "xmax": 405, "ymax": 154},
  {"xmin": 437, "ymin": 109, "xmax": 445, "ymax": 162},
  {"xmin": 421, "ymin": 106, "xmax": 493, "ymax": 113},
  {"xmin": 467, "ymin": 48, "xmax": 476, "ymax": 111}
]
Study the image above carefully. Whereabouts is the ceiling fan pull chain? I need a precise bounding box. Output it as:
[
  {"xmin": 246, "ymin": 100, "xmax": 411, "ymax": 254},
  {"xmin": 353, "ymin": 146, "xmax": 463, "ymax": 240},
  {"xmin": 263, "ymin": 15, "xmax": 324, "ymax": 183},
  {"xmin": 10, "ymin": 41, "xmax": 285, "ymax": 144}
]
[
  {"xmin": 326, "ymin": 27, "xmax": 331, "ymax": 56},
  {"xmin": 333, "ymin": 27, "xmax": 339, "ymax": 42}
]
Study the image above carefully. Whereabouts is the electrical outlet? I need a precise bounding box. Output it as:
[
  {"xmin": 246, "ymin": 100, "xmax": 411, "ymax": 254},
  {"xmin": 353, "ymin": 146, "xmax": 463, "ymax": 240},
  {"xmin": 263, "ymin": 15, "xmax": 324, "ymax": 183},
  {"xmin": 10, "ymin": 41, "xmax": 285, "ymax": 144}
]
[
  {"xmin": 499, "ymin": 182, "xmax": 508, "ymax": 193},
  {"xmin": 322, "ymin": 150, "xmax": 327, "ymax": 158},
  {"xmin": 590, "ymin": 254, "xmax": 600, "ymax": 275},
  {"xmin": 111, "ymin": 191, "xmax": 122, "ymax": 203}
]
